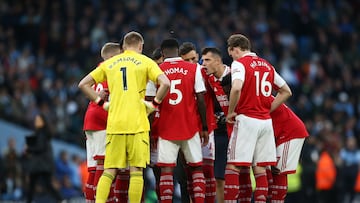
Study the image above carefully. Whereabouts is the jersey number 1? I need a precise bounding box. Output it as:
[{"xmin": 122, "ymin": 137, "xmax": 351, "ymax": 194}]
[{"xmin": 120, "ymin": 67, "xmax": 128, "ymax": 90}]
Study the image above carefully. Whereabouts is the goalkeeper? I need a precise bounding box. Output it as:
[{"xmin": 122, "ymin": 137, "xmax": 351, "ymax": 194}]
[{"xmin": 78, "ymin": 31, "xmax": 170, "ymax": 203}]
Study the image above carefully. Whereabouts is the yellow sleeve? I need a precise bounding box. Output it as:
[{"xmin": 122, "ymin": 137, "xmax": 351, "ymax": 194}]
[
  {"xmin": 147, "ymin": 58, "xmax": 163, "ymax": 83},
  {"xmin": 90, "ymin": 64, "xmax": 106, "ymax": 84}
]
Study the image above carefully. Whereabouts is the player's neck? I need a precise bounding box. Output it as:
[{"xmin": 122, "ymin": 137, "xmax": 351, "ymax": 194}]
[{"xmin": 214, "ymin": 65, "xmax": 225, "ymax": 79}]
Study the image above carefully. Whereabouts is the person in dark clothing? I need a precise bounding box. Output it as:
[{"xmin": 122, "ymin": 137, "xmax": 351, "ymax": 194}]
[{"xmin": 25, "ymin": 113, "xmax": 64, "ymax": 203}]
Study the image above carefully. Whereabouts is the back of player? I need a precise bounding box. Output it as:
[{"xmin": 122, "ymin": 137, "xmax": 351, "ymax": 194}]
[
  {"xmin": 157, "ymin": 59, "xmax": 200, "ymax": 140},
  {"xmin": 155, "ymin": 39, "xmax": 207, "ymax": 203},
  {"xmin": 79, "ymin": 31, "xmax": 170, "ymax": 203},
  {"xmin": 234, "ymin": 55, "xmax": 274, "ymax": 118},
  {"xmin": 225, "ymin": 34, "xmax": 292, "ymax": 203}
]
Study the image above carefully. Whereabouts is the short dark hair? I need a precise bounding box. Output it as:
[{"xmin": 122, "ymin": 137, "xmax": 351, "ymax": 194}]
[
  {"xmin": 151, "ymin": 47, "xmax": 162, "ymax": 60},
  {"xmin": 201, "ymin": 47, "xmax": 222, "ymax": 57},
  {"xmin": 227, "ymin": 34, "xmax": 251, "ymax": 51},
  {"xmin": 160, "ymin": 38, "xmax": 179, "ymax": 51},
  {"xmin": 179, "ymin": 42, "xmax": 196, "ymax": 56}
]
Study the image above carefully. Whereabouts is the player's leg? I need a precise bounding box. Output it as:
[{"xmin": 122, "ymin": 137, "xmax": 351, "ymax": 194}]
[
  {"xmin": 114, "ymin": 168, "xmax": 129, "ymax": 203},
  {"xmin": 225, "ymin": 115, "xmax": 256, "ymax": 201},
  {"xmin": 91, "ymin": 130, "xmax": 109, "ymax": 201},
  {"xmin": 157, "ymin": 137, "xmax": 181, "ymax": 203},
  {"xmin": 85, "ymin": 130, "xmax": 97, "ymax": 202},
  {"xmin": 96, "ymin": 134, "xmax": 126, "ymax": 203},
  {"xmin": 270, "ymin": 138, "xmax": 305, "ymax": 203},
  {"xmin": 214, "ymin": 130, "xmax": 228, "ymax": 203},
  {"xmin": 238, "ymin": 166, "xmax": 252, "ymax": 203},
  {"xmin": 173, "ymin": 151, "xmax": 191, "ymax": 203},
  {"xmin": 182, "ymin": 132, "xmax": 206, "ymax": 203},
  {"xmin": 253, "ymin": 118, "xmax": 277, "ymax": 203},
  {"xmin": 128, "ymin": 131, "xmax": 151, "ymax": 203},
  {"xmin": 202, "ymin": 131, "xmax": 216, "ymax": 203}
]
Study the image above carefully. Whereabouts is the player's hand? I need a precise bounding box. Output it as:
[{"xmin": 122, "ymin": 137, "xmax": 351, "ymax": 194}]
[
  {"xmin": 226, "ymin": 112, "xmax": 237, "ymax": 124},
  {"xmin": 200, "ymin": 130, "xmax": 209, "ymax": 146},
  {"xmin": 102, "ymin": 101, "xmax": 109, "ymax": 111},
  {"xmin": 142, "ymin": 99, "xmax": 160, "ymax": 115},
  {"xmin": 99, "ymin": 88, "xmax": 109, "ymax": 101},
  {"xmin": 95, "ymin": 96, "xmax": 109, "ymax": 111}
]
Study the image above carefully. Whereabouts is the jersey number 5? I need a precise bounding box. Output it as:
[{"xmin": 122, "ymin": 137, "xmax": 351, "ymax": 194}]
[
  {"xmin": 254, "ymin": 71, "xmax": 272, "ymax": 96},
  {"xmin": 169, "ymin": 79, "xmax": 182, "ymax": 105}
]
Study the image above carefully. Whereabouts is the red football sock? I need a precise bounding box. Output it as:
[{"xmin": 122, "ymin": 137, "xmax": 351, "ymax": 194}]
[
  {"xmin": 271, "ymin": 173, "xmax": 288, "ymax": 203},
  {"xmin": 85, "ymin": 170, "xmax": 95, "ymax": 202},
  {"xmin": 266, "ymin": 167, "xmax": 274, "ymax": 200},
  {"xmin": 106, "ymin": 180, "xmax": 116, "ymax": 203},
  {"xmin": 93, "ymin": 162, "xmax": 104, "ymax": 198},
  {"xmin": 203, "ymin": 163, "xmax": 216, "ymax": 203},
  {"xmin": 224, "ymin": 168, "xmax": 240, "ymax": 201},
  {"xmin": 191, "ymin": 170, "xmax": 206, "ymax": 203},
  {"xmin": 254, "ymin": 172, "xmax": 268, "ymax": 203},
  {"xmin": 114, "ymin": 169, "xmax": 129, "ymax": 203},
  {"xmin": 159, "ymin": 171, "xmax": 173, "ymax": 203},
  {"xmin": 238, "ymin": 167, "xmax": 252, "ymax": 203}
]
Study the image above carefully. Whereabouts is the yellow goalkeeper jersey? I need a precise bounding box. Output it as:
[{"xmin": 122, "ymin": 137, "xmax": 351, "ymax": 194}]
[{"xmin": 90, "ymin": 50, "xmax": 163, "ymax": 134}]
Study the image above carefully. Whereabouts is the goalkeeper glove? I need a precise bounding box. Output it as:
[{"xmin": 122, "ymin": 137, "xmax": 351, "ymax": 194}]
[
  {"xmin": 95, "ymin": 96, "xmax": 110, "ymax": 111},
  {"xmin": 142, "ymin": 98, "xmax": 160, "ymax": 115}
]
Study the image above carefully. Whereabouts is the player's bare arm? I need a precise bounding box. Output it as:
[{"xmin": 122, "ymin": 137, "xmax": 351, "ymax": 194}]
[
  {"xmin": 154, "ymin": 74, "xmax": 170, "ymax": 103},
  {"xmin": 270, "ymin": 83, "xmax": 292, "ymax": 113},
  {"xmin": 78, "ymin": 74, "xmax": 98, "ymax": 101},
  {"xmin": 79, "ymin": 74, "xmax": 109, "ymax": 110},
  {"xmin": 196, "ymin": 92, "xmax": 209, "ymax": 146},
  {"xmin": 226, "ymin": 79, "xmax": 243, "ymax": 123}
]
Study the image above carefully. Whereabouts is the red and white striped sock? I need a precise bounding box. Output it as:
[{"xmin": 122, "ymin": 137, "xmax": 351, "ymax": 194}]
[
  {"xmin": 203, "ymin": 164, "xmax": 216, "ymax": 203},
  {"xmin": 238, "ymin": 167, "xmax": 252, "ymax": 203},
  {"xmin": 85, "ymin": 170, "xmax": 95, "ymax": 202},
  {"xmin": 224, "ymin": 168, "xmax": 240, "ymax": 201},
  {"xmin": 254, "ymin": 172, "xmax": 268, "ymax": 203},
  {"xmin": 191, "ymin": 170, "xmax": 206, "ymax": 203},
  {"xmin": 93, "ymin": 162, "xmax": 104, "ymax": 198},
  {"xmin": 159, "ymin": 171, "xmax": 173, "ymax": 203},
  {"xmin": 114, "ymin": 169, "xmax": 129, "ymax": 203},
  {"xmin": 270, "ymin": 173, "xmax": 288, "ymax": 203}
]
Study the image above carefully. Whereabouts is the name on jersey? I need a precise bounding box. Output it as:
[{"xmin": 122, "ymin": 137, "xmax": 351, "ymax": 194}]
[
  {"xmin": 216, "ymin": 95, "xmax": 229, "ymax": 107},
  {"xmin": 164, "ymin": 67, "xmax": 188, "ymax": 75},
  {"xmin": 109, "ymin": 57, "xmax": 142, "ymax": 69},
  {"xmin": 250, "ymin": 60, "xmax": 270, "ymax": 70}
]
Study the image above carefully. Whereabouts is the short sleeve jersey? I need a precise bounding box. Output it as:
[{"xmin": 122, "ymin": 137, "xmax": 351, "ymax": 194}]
[
  {"xmin": 83, "ymin": 81, "xmax": 108, "ymax": 131},
  {"xmin": 90, "ymin": 50, "xmax": 164, "ymax": 134},
  {"xmin": 155, "ymin": 57, "xmax": 206, "ymax": 140},
  {"xmin": 231, "ymin": 53, "xmax": 286, "ymax": 119}
]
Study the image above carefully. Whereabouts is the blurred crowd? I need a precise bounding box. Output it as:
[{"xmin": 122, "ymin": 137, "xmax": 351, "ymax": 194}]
[{"xmin": 0, "ymin": 0, "xmax": 360, "ymax": 202}]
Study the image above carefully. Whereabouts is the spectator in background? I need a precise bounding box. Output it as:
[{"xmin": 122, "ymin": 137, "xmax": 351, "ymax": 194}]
[
  {"xmin": 1, "ymin": 137, "xmax": 23, "ymax": 201},
  {"xmin": 0, "ymin": 0, "xmax": 359, "ymax": 201},
  {"xmin": 338, "ymin": 136, "xmax": 360, "ymax": 203},
  {"xmin": 25, "ymin": 113, "xmax": 64, "ymax": 203},
  {"xmin": 55, "ymin": 150, "xmax": 72, "ymax": 182}
]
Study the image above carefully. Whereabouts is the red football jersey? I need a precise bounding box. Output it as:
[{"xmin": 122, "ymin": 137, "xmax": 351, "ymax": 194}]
[
  {"xmin": 207, "ymin": 66, "xmax": 233, "ymax": 135},
  {"xmin": 201, "ymin": 68, "xmax": 217, "ymax": 133},
  {"xmin": 83, "ymin": 82, "xmax": 108, "ymax": 131},
  {"xmin": 271, "ymin": 100, "xmax": 309, "ymax": 146},
  {"xmin": 155, "ymin": 57, "xmax": 205, "ymax": 140},
  {"xmin": 232, "ymin": 53, "xmax": 284, "ymax": 119}
]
